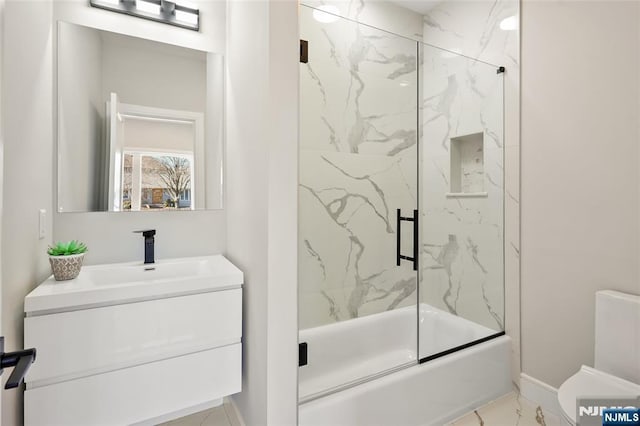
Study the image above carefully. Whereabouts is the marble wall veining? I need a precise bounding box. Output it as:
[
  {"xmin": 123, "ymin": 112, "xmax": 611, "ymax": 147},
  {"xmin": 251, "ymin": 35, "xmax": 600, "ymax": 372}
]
[
  {"xmin": 419, "ymin": 0, "xmax": 519, "ymax": 371},
  {"xmin": 419, "ymin": 47, "xmax": 505, "ymax": 340},
  {"xmin": 301, "ymin": 0, "xmax": 424, "ymax": 42},
  {"xmin": 422, "ymin": 0, "xmax": 518, "ymax": 67},
  {"xmin": 420, "ymin": 0, "xmax": 520, "ymax": 366},
  {"xmin": 299, "ymin": 5, "xmax": 419, "ymax": 329}
]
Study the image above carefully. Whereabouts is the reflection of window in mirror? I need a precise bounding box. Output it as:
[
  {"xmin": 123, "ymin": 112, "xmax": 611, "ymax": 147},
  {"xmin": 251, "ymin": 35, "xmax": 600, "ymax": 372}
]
[
  {"xmin": 122, "ymin": 152, "xmax": 194, "ymax": 211},
  {"xmin": 105, "ymin": 97, "xmax": 204, "ymax": 212}
]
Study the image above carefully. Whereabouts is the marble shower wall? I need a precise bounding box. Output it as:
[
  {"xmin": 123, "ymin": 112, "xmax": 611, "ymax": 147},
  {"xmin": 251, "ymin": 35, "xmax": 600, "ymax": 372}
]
[
  {"xmin": 301, "ymin": 0, "xmax": 424, "ymax": 41},
  {"xmin": 420, "ymin": 0, "xmax": 520, "ymax": 374},
  {"xmin": 422, "ymin": 0, "xmax": 518, "ymax": 68},
  {"xmin": 298, "ymin": 1, "xmax": 519, "ymax": 354},
  {"xmin": 419, "ymin": 46, "xmax": 505, "ymax": 337},
  {"xmin": 299, "ymin": 5, "xmax": 420, "ymax": 329}
]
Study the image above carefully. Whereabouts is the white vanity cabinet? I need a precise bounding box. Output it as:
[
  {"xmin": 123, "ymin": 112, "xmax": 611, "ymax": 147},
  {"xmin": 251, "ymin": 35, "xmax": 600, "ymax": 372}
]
[{"xmin": 23, "ymin": 255, "xmax": 243, "ymax": 426}]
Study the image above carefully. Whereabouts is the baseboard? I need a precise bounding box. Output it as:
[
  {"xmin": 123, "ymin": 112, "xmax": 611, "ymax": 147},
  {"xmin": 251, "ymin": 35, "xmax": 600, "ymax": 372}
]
[
  {"xmin": 224, "ymin": 396, "xmax": 246, "ymax": 426},
  {"xmin": 520, "ymin": 373, "xmax": 561, "ymax": 417}
]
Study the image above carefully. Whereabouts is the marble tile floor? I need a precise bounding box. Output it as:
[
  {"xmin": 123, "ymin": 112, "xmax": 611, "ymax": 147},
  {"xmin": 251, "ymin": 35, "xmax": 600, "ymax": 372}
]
[
  {"xmin": 448, "ymin": 392, "xmax": 561, "ymax": 426},
  {"xmin": 158, "ymin": 404, "xmax": 233, "ymax": 426}
]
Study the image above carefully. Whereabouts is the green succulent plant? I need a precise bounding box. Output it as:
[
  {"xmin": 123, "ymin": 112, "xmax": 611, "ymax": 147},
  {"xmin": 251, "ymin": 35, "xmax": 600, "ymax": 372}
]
[{"xmin": 47, "ymin": 240, "xmax": 88, "ymax": 256}]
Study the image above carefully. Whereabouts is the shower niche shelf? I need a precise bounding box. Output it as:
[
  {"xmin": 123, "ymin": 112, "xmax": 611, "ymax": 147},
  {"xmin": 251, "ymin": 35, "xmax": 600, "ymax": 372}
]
[
  {"xmin": 448, "ymin": 132, "xmax": 486, "ymax": 198},
  {"xmin": 446, "ymin": 192, "xmax": 488, "ymax": 198}
]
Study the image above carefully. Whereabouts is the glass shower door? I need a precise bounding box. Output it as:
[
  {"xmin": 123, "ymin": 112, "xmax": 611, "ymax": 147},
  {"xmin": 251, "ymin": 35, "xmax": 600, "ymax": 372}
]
[
  {"xmin": 298, "ymin": 5, "xmax": 419, "ymax": 401},
  {"xmin": 418, "ymin": 43, "xmax": 505, "ymax": 361}
]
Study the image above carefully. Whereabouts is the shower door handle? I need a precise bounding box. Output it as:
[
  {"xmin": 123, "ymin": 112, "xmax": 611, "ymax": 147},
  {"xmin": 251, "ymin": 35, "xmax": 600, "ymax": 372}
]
[{"xmin": 396, "ymin": 209, "xmax": 418, "ymax": 271}]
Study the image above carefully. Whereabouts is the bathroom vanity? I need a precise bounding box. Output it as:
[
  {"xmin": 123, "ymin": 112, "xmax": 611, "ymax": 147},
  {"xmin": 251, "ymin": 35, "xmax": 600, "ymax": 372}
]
[{"xmin": 23, "ymin": 255, "xmax": 243, "ymax": 425}]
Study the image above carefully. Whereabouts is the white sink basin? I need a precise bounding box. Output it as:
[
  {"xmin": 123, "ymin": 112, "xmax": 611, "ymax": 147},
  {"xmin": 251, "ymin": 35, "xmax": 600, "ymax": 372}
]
[
  {"xmin": 25, "ymin": 255, "xmax": 243, "ymax": 315},
  {"xmin": 83, "ymin": 257, "xmax": 229, "ymax": 286}
]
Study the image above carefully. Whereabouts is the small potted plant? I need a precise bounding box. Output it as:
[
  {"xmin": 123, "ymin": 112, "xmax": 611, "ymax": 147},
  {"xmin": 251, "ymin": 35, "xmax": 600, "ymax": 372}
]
[{"xmin": 47, "ymin": 240, "xmax": 88, "ymax": 281}]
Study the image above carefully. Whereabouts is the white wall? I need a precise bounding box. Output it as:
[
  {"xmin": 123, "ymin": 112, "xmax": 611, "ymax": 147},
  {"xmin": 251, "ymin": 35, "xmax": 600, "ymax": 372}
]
[
  {"xmin": 0, "ymin": 0, "xmax": 4, "ymax": 420},
  {"xmin": 57, "ymin": 23, "xmax": 102, "ymax": 212},
  {"xmin": 265, "ymin": 3, "xmax": 299, "ymax": 422},
  {"xmin": 123, "ymin": 119, "xmax": 194, "ymax": 152},
  {"xmin": 226, "ymin": 0, "xmax": 298, "ymax": 424},
  {"xmin": 55, "ymin": 210, "xmax": 225, "ymax": 265},
  {"xmin": 521, "ymin": 0, "xmax": 640, "ymax": 388},
  {"xmin": 100, "ymin": 31, "xmax": 207, "ymax": 112},
  {"xmin": 1, "ymin": 2, "xmax": 54, "ymax": 424},
  {"xmin": 226, "ymin": 1, "xmax": 268, "ymax": 421}
]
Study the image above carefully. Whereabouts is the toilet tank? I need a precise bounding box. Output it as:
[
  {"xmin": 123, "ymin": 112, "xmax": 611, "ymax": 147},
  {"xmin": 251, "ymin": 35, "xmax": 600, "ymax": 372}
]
[{"xmin": 594, "ymin": 290, "xmax": 640, "ymax": 384}]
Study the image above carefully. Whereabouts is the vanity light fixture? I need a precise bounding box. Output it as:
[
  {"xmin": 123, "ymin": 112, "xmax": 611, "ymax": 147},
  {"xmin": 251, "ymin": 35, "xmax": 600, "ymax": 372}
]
[{"xmin": 90, "ymin": 0, "xmax": 200, "ymax": 31}]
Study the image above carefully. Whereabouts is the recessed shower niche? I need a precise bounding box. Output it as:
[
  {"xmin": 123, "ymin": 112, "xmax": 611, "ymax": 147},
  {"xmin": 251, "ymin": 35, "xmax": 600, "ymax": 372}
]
[{"xmin": 448, "ymin": 132, "xmax": 487, "ymax": 197}]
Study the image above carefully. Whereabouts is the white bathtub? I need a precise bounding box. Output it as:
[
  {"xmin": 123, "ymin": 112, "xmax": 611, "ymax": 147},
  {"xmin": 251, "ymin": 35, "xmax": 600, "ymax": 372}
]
[{"xmin": 299, "ymin": 304, "xmax": 511, "ymax": 425}]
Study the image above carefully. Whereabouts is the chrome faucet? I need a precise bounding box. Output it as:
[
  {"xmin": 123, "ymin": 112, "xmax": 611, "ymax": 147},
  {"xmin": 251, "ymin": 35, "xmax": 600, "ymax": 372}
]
[{"xmin": 134, "ymin": 229, "xmax": 156, "ymax": 264}]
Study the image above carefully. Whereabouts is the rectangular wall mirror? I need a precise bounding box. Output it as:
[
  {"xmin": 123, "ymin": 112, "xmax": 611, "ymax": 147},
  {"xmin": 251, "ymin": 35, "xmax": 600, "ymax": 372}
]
[{"xmin": 56, "ymin": 22, "xmax": 224, "ymax": 213}]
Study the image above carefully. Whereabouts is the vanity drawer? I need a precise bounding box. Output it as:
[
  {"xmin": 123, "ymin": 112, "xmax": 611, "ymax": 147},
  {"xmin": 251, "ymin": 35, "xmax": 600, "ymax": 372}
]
[
  {"xmin": 25, "ymin": 288, "xmax": 242, "ymax": 386},
  {"xmin": 25, "ymin": 343, "xmax": 241, "ymax": 426}
]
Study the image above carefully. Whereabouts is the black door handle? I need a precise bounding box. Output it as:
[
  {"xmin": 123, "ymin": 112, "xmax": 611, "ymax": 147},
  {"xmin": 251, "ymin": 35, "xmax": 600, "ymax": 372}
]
[
  {"xmin": 0, "ymin": 337, "xmax": 36, "ymax": 389},
  {"xmin": 396, "ymin": 209, "xmax": 419, "ymax": 271},
  {"xmin": 5, "ymin": 352, "xmax": 35, "ymax": 389}
]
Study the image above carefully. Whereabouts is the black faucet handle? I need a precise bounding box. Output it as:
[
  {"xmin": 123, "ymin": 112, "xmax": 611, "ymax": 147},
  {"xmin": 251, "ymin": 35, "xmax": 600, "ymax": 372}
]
[
  {"xmin": 134, "ymin": 230, "xmax": 156, "ymax": 264},
  {"xmin": 134, "ymin": 230, "xmax": 156, "ymax": 238}
]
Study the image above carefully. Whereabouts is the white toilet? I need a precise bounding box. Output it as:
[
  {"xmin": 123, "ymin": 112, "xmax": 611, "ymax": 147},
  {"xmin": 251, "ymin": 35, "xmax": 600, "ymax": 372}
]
[{"xmin": 557, "ymin": 290, "xmax": 640, "ymax": 425}]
